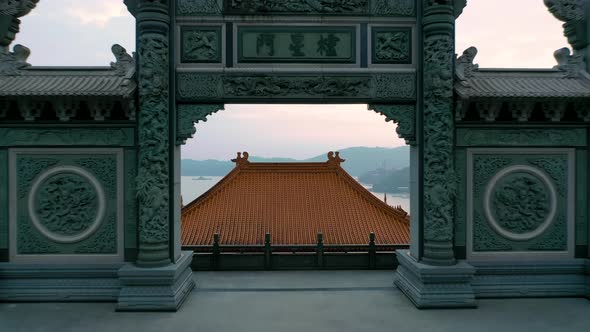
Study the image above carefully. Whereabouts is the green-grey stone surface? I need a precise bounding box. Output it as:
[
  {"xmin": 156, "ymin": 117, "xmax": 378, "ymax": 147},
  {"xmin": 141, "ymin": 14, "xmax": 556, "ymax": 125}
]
[{"xmin": 15, "ymin": 154, "xmax": 118, "ymax": 255}]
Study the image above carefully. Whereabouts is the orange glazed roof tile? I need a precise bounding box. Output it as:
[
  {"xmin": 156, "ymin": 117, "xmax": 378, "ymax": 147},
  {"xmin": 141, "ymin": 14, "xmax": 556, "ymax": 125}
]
[{"xmin": 181, "ymin": 152, "xmax": 410, "ymax": 246}]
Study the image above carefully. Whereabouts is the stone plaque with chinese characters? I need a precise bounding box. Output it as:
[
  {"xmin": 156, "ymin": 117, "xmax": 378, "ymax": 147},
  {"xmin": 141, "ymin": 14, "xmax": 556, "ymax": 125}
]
[{"xmin": 238, "ymin": 26, "xmax": 356, "ymax": 63}]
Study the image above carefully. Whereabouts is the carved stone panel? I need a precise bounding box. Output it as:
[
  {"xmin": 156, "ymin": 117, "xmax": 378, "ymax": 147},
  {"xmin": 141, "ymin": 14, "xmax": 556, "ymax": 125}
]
[
  {"xmin": 181, "ymin": 26, "xmax": 222, "ymax": 63},
  {"xmin": 371, "ymin": 27, "xmax": 412, "ymax": 64},
  {"xmin": 176, "ymin": 0, "xmax": 415, "ymax": 16},
  {"xmin": 177, "ymin": 72, "xmax": 416, "ymax": 102},
  {"xmin": 238, "ymin": 26, "xmax": 356, "ymax": 64},
  {"xmin": 467, "ymin": 149, "xmax": 574, "ymax": 260},
  {"xmin": 8, "ymin": 149, "xmax": 123, "ymax": 263}
]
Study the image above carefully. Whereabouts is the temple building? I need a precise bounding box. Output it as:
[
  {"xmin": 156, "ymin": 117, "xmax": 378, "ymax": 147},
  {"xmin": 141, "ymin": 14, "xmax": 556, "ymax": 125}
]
[{"xmin": 181, "ymin": 152, "xmax": 410, "ymax": 246}]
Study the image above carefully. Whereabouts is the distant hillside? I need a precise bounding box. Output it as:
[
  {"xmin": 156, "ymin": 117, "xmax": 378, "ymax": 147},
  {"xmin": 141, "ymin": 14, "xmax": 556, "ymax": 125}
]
[
  {"xmin": 181, "ymin": 146, "xmax": 409, "ymax": 177},
  {"xmin": 359, "ymin": 167, "xmax": 410, "ymax": 193}
]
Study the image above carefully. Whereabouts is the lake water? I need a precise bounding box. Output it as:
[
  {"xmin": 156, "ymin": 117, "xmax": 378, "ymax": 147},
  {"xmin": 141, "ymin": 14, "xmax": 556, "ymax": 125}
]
[{"xmin": 181, "ymin": 176, "xmax": 410, "ymax": 212}]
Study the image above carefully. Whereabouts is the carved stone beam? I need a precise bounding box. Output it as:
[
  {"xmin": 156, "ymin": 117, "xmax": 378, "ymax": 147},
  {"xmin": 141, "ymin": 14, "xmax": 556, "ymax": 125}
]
[
  {"xmin": 574, "ymin": 100, "xmax": 590, "ymax": 121},
  {"xmin": 541, "ymin": 100, "xmax": 567, "ymax": 122},
  {"xmin": 176, "ymin": 104, "xmax": 224, "ymax": 145},
  {"xmin": 368, "ymin": 104, "xmax": 416, "ymax": 145},
  {"xmin": 54, "ymin": 98, "xmax": 80, "ymax": 122},
  {"xmin": 476, "ymin": 101, "xmax": 502, "ymax": 122},
  {"xmin": 508, "ymin": 101, "xmax": 535, "ymax": 122},
  {"xmin": 18, "ymin": 99, "xmax": 43, "ymax": 121},
  {"xmin": 88, "ymin": 100, "xmax": 114, "ymax": 121}
]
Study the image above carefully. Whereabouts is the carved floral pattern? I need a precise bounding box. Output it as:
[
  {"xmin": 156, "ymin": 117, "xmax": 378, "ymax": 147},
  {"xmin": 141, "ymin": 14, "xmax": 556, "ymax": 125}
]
[
  {"xmin": 34, "ymin": 173, "xmax": 98, "ymax": 236},
  {"xmin": 75, "ymin": 215, "xmax": 117, "ymax": 254},
  {"xmin": 177, "ymin": 104, "xmax": 224, "ymax": 145},
  {"xmin": 473, "ymin": 213, "xmax": 512, "ymax": 252},
  {"xmin": 527, "ymin": 157, "xmax": 568, "ymax": 196},
  {"xmin": 17, "ymin": 216, "xmax": 60, "ymax": 254},
  {"xmin": 491, "ymin": 174, "xmax": 550, "ymax": 234},
  {"xmin": 17, "ymin": 158, "xmax": 59, "ymax": 199},
  {"xmin": 177, "ymin": 0, "xmax": 221, "ymax": 15}
]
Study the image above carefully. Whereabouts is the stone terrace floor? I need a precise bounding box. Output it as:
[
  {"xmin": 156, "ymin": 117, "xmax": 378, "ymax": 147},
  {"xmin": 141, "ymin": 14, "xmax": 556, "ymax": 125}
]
[{"xmin": 2, "ymin": 270, "xmax": 590, "ymax": 332}]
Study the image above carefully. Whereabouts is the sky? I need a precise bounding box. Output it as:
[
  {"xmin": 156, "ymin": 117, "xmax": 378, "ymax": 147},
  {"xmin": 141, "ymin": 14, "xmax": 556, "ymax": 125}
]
[{"xmin": 13, "ymin": 0, "xmax": 566, "ymax": 160}]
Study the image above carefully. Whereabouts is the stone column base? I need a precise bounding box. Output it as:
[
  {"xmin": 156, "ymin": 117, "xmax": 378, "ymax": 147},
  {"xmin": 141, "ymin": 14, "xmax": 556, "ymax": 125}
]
[
  {"xmin": 394, "ymin": 250, "xmax": 476, "ymax": 308},
  {"xmin": 586, "ymin": 259, "xmax": 590, "ymax": 299},
  {"xmin": 117, "ymin": 250, "xmax": 195, "ymax": 311}
]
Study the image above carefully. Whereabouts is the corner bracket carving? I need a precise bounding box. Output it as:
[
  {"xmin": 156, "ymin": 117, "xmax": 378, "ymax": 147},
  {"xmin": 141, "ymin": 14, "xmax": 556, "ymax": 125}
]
[
  {"xmin": 368, "ymin": 104, "xmax": 416, "ymax": 145},
  {"xmin": 176, "ymin": 104, "xmax": 224, "ymax": 145}
]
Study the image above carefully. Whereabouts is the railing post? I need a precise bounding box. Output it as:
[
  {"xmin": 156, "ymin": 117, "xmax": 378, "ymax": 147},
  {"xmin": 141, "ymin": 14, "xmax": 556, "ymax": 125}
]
[
  {"xmin": 369, "ymin": 232, "xmax": 376, "ymax": 269},
  {"xmin": 316, "ymin": 232, "xmax": 324, "ymax": 269},
  {"xmin": 264, "ymin": 232, "xmax": 272, "ymax": 270},
  {"xmin": 212, "ymin": 233, "xmax": 220, "ymax": 270}
]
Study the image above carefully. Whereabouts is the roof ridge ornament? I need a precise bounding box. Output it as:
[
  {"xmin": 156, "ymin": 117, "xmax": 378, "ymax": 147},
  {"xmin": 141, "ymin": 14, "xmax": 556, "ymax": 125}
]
[
  {"xmin": 327, "ymin": 151, "xmax": 345, "ymax": 166},
  {"xmin": 455, "ymin": 46, "xmax": 479, "ymax": 81},
  {"xmin": 0, "ymin": 43, "xmax": 30, "ymax": 75},
  {"xmin": 553, "ymin": 47, "xmax": 586, "ymax": 77},
  {"xmin": 231, "ymin": 151, "xmax": 250, "ymax": 167},
  {"xmin": 545, "ymin": 0, "xmax": 590, "ymax": 71},
  {"xmin": 0, "ymin": 0, "xmax": 39, "ymax": 49},
  {"xmin": 110, "ymin": 44, "xmax": 135, "ymax": 76}
]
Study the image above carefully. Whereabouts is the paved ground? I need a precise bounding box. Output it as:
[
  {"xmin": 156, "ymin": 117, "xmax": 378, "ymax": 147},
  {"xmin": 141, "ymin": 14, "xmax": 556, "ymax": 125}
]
[{"xmin": 1, "ymin": 271, "xmax": 589, "ymax": 332}]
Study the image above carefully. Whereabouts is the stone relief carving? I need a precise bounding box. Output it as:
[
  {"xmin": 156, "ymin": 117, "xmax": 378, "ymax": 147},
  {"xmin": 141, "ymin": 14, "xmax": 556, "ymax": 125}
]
[
  {"xmin": 528, "ymin": 215, "xmax": 567, "ymax": 251},
  {"xmin": 34, "ymin": 173, "xmax": 99, "ymax": 237},
  {"xmin": 459, "ymin": 129, "xmax": 585, "ymax": 147},
  {"xmin": 17, "ymin": 216, "xmax": 60, "ymax": 254},
  {"xmin": 527, "ymin": 157, "xmax": 568, "ymax": 197},
  {"xmin": 370, "ymin": 0, "xmax": 415, "ymax": 16},
  {"xmin": 225, "ymin": 76, "xmax": 370, "ymax": 97},
  {"xmin": 491, "ymin": 174, "xmax": 551, "ymax": 234},
  {"xmin": 473, "ymin": 213, "xmax": 512, "ymax": 252},
  {"xmin": 75, "ymin": 215, "xmax": 117, "ymax": 254},
  {"xmin": 17, "ymin": 157, "xmax": 60, "ymax": 199},
  {"xmin": 177, "ymin": 104, "xmax": 224, "ymax": 145},
  {"xmin": 178, "ymin": 73, "xmax": 415, "ymax": 101},
  {"xmin": 136, "ymin": 32, "xmax": 171, "ymax": 264},
  {"xmin": 374, "ymin": 31, "xmax": 410, "ymax": 62},
  {"xmin": 422, "ymin": 32, "xmax": 456, "ymax": 258},
  {"xmin": 473, "ymin": 156, "xmax": 511, "ymax": 197},
  {"xmin": 228, "ymin": 0, "xmax": 368, "ymax": 14},
  {"xmin": 0, "ymin": 128, "xmax": 134, "ymax": 146},
  {"xmin": 368, "ymin": 104, "xmax": 415, "ymax": 145},
  {"xmin": 177, "ymin": 0, "xmax": 221, "ymax": 15},
  {"xmin": 372, "ymin": 74, "xmax": 416, "ymax": 100},
  {"xmin": 183, "ymin": 29, "xmax": 219, "ymax": 62}
]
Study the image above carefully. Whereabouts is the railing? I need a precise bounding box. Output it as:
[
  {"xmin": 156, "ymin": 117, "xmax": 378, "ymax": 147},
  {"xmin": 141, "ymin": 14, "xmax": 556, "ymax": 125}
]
[{"xmin": 182, "ymin": 232, "xmax": 410, "ymax": 271}]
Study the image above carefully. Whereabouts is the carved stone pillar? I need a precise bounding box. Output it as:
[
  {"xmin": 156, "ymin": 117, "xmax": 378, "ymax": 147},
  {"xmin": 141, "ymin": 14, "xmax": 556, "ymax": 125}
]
[
  {"xmin": 393, "ymin": 0, "xmax": 476, "ymax": 308},
  {"xmin": 118, "ymin": 1, "xmax": 195, "ymax": 311},
  {"xmin": 420, "ymin": 0, "xmax": 457, "ymax": 266},
  {"xmin": 134, "ymin": 1, "xmax": 172, "ymax": 266}
]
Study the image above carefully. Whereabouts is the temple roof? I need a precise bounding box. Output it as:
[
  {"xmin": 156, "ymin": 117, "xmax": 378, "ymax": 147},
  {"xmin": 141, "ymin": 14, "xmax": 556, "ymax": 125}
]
[
  {"xmin": 454, "ymin": 46, "xmax": 590, "ymax": 100},
  {"xmin": 455, "ymin": 69, "xmax": 590, "ymax": 99},
  {"xmin": 0, "ymin": 67, "xmax": 136, "ymax": 98},
  {"xmin": 182, "ymin": 152, "xmax": 410, "ymax": 246},
  {"xmin": 0, "ymin": 44, "xmax": 136, "ymax": 99}
]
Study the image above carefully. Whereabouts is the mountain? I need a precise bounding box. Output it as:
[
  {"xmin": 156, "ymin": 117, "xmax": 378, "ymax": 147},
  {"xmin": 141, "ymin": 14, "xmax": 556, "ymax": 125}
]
[
  {"xmin": 359, "ymin": 167, "xmax": 410, "ymax": 193},
  {"xmin": 305, "ymin": 146, "xmax": 409, "ymax": 176},
  {"xmin": 181, "ymin": 146, "xmax": 410, "ymax": 177}
]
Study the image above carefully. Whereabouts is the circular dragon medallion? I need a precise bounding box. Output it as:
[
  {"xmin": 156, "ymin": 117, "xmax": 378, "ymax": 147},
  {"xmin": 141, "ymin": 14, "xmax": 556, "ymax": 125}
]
[
  {"xmin": 483, "ymin": 165, "xmax": 557, "ymax": 241},
  {"xmin": 28, "ymin": 166, "xmax": 106, "ymax": 243}
]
